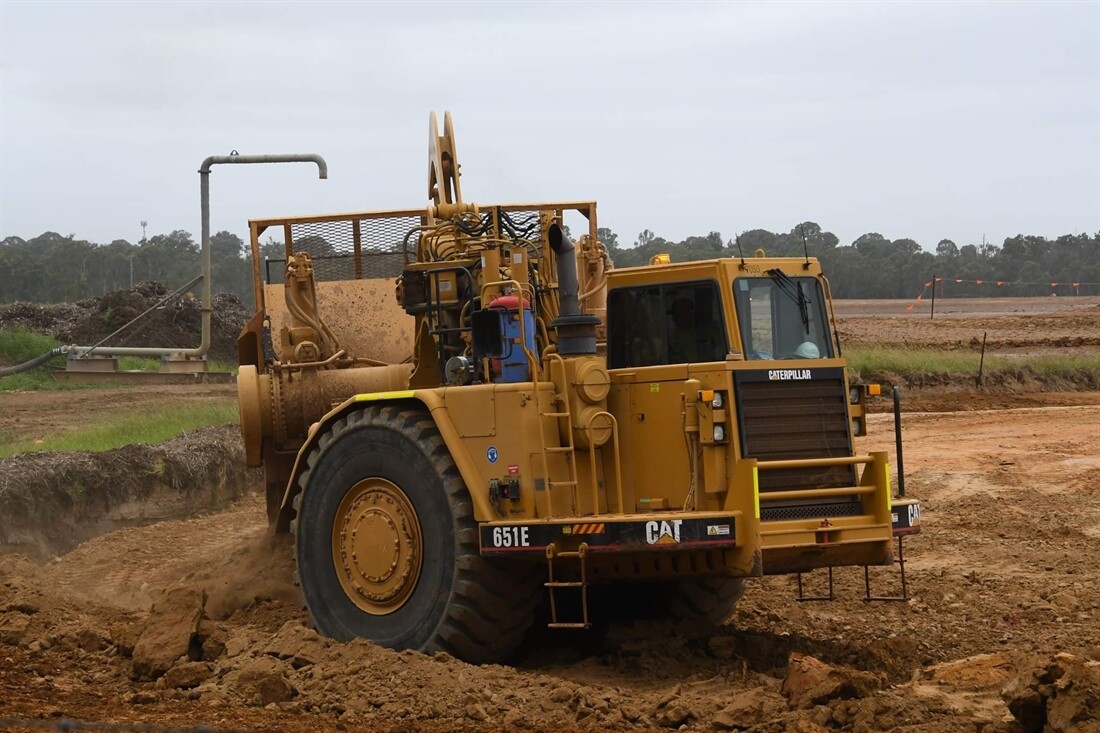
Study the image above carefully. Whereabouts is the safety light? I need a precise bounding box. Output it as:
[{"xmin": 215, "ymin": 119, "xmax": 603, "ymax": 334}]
[{"xmin": 649, "ymin": 253, "xmax": 672, "ymax": 265}]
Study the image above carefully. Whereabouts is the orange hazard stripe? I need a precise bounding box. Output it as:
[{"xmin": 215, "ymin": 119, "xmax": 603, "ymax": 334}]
[{"xmin": 571, "ymin": 523, "xmax": 606, "ymax": 534}]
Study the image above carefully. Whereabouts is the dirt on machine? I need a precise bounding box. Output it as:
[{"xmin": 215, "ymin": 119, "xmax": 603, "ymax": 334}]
[{"xmin": 235, "ymin": 112, "xmax": 921, "ymax": 663}]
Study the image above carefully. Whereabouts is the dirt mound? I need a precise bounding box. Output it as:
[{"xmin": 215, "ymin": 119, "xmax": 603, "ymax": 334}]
[
  {"xmin": 0, "ymin": 281, "xmax": 249, "ymax": 362},
  {"xmin": 1003, "ymin": 653, "xmax": 1100, "ymax": 732},
  {"xmin": 0, "ymin": 425, "xmax": 259, "ymax": 560}
]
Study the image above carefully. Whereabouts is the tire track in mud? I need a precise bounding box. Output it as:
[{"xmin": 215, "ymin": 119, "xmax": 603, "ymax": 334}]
[{"xmin": 40, "ymin": 498, "xmax": 299, "ymax": 618}]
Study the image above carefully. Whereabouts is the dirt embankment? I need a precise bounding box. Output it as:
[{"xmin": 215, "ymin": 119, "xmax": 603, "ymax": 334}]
[{"xmin": 0, "ymin": 425, "xmax": 259, "ymax": 561}]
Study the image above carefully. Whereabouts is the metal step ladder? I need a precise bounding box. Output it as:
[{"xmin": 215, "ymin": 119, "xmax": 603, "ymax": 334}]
[
  {"xmin": 535, "ymin": 353, "xmax": 580, "ymax": 515},
  {"xmin": 545, "ymin": 543, "xmax": 590, "ymax": 629},
  {"xmin": 795, "ymin": 535, "xmax": 911, "ymax": 602}
]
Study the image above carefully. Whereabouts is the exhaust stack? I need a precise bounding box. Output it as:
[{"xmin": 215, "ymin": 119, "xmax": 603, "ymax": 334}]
[{"xmin": 548, "ymin": 224, "xmax": 601, "ymax": 355}]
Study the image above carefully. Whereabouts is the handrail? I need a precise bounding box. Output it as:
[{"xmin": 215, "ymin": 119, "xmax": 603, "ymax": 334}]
[
  {"xmin": 585, "ymin": 410, "xmax": 623, "ymax": 514},
  {"xmin": 757, "ymin": 485, "xmax": 875, "ymax": 503},
  {"xmin": 756, "ymin": 455, "xmax": 874, "ymax": 471}
]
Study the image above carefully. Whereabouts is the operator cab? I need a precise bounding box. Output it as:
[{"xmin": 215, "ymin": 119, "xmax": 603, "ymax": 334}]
[{"xmin": 605, "ymin": 266, "xmax": 835, "ymax": 368}]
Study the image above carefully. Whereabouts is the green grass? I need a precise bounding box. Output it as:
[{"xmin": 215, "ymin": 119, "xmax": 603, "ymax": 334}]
[
  {"xmin": 0, "ymin": 328, "xmax": 63, "ymax": 363},
  {"xmin": 0, "ymin": 327, "xmax": 237, "ymax": 391},
  {"xmin": 0, "ymin": 403, "xmax": 240, "ymax": 458},
  {"xmin": 118, "ymin": 356, "xmax": 160, "ymax": 372},
  {"xmin": 846, "ymin": 347, "xmax": 1100, "ymax": 377},
  {"xmin": 0, "ymin": 328, "xmax": 72, "ymax": 391}
]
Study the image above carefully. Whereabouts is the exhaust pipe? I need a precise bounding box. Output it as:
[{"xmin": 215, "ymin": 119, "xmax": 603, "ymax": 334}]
[{"xmin": 548, "ymin": 224, "xmax": 600, "ymax": 355}]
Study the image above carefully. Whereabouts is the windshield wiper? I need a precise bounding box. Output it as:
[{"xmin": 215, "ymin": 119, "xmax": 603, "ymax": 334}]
[{"xmin": 766, "ymin": 268, "xmax": 810, "ymax": 334}]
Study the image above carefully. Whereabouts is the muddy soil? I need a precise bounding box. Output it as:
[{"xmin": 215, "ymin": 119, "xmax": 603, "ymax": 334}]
[
  {"xmin": 1, "ymin": 406, "xmax": 1098, "ymax": 732},
  {"xmin": 834, "ymin": 297, "xmax": 1100, "ymax": 353}
]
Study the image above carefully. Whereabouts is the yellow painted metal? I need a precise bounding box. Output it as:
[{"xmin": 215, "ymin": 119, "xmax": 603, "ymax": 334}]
[
  {"xmin": 331, "ymin": 477, "xmax": 423, "ymax": 615},
  {"xmin": 354, "ymin": 390, "xmax": 417, "ymax": 402}
]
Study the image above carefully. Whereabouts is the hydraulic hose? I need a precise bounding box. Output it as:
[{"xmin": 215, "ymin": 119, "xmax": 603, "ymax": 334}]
[{"xmin": 0, "ymin": 345, "xmax": 71, "ymax": 377}]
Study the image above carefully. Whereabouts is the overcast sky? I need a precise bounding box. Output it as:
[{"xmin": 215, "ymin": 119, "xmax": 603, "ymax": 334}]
[{"xmin": 2, "ymin": 1, "xmax": 1098, "ymax": 253}]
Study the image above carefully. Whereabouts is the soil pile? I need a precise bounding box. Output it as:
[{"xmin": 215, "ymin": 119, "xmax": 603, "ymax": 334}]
[{"xmin": 0, "ymin": 281, "xmax": 249, "ymax": 362}]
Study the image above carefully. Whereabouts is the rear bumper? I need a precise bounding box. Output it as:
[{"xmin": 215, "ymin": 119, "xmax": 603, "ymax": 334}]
[
  {"xmin": 479, "ymin": 511, "xmax": 743, "ymax": 556},
  {"xmin": 754, "ymin": 453, "xmax": 921, "ymax": 575},
  {"xmin": 760, "ymin": 515, "xmax": 893, "ymax": 574}
]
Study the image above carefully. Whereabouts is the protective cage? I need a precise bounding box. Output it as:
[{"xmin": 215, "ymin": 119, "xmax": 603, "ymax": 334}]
[{"xmin": 253, "ymin": 210, "xmax": 424, "ymax": 288}]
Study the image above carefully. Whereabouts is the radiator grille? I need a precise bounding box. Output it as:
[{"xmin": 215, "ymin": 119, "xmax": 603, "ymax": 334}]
[
  {"xmin": 735, "ymin": 371, "xmax": 856, "ymax": 495},
  {"xmin": 761, "ymin": 501, "xmax": 864, "ymax": 522}
]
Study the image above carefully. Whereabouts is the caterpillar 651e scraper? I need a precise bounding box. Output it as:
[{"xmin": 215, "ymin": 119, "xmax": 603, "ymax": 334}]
[{"xmin": 237, "ymin": 112, "xmax": 920, "ymax": 663}]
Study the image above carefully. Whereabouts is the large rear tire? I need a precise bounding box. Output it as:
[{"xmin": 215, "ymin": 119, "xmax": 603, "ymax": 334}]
[
  {"xmin": 291, "ymin": 405, "xmax": 541, "ymax": 663},
  {"xmin": 666, "ymin": 577, "xmax": 746, "ymax": 626}
]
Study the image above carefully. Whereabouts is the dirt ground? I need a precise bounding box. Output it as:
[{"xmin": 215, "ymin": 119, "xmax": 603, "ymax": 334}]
[
  {"xmin": 834, "ymin": 297, "xmax": 1100, "ymax": 354},
  {"xmin": 1, "ymin": 297, "xmax": 1098, "ymax": 732}
]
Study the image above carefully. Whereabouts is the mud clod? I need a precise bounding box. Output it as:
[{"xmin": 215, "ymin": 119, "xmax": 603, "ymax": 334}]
[
  {"xmin": 781, "ymin": 652, "xmax": 882, "ymax": 708},
  {"xmin": 131, "ymin": 587, "xmax": 206, "ymax": 680},
  {"xmin": 1003, "ymin": 654, "xmax": 1100, "ymax": 733}
]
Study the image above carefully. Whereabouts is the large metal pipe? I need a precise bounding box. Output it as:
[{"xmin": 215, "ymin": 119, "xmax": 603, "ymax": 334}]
[
  {"xmin": 195, "ymin": 154, "xmax": 328, "ymax": 358},
  {"xmin": 68, "ymin": 154, "xmax": 328, "ymax": 360}
]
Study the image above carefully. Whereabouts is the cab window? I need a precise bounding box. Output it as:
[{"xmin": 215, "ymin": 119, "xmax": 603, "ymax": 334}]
[
  {"xmin": 607, "ymin": 281, "xmax": 727, "ymax": 368},
  {"xmin": 733, "ymin": 275, "xmax": 833, "ymax": 360}
]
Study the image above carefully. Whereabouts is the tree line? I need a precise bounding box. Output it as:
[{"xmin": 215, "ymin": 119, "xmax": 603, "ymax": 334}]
[
  {"xmin": 1, "ymin": 224, "xmax": 1097, "ymax": 306},
  {"xmin": 600, "ymin": 224, "xmax": 1099, "ymax": 299}
]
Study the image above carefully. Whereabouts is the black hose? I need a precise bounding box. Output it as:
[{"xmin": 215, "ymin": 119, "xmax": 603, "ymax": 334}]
[{"xmin": 0, "ymin": 346, "xmax": 70, "ymax": 377}]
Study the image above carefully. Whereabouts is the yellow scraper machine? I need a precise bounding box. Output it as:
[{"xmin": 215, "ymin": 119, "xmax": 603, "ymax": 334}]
[{"xmin": 235, "ymin": 111, "xmax": 921, "ymax": 663}]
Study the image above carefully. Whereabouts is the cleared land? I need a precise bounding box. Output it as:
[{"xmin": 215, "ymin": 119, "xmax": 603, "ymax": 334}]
[{"xmin": 0, "ymin": 296, "xmax": 1098, "ymax": 732}]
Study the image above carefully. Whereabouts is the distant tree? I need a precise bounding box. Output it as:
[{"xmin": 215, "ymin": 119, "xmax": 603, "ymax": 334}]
[
  {"xmin": 211, "ymin": 231, "xmax": 251, "ymax": 301},
  {"xmin": 737, "ymin": 229, "xmax": 778, "ymax": 256},
  {"xmin": 936, "ymin": 239, "xmax": 959, "ymax": 258},
  {"xmin": 597, "ymin": 227, "xmax": 620, "ymax": 252}
]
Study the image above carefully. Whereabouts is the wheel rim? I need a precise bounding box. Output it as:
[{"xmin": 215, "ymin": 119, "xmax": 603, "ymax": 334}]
[{"xmin": 331, "ymin": 477, "xmax": 423, "ymax": 615}]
